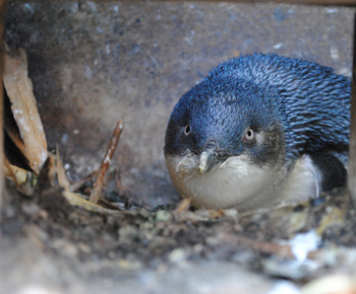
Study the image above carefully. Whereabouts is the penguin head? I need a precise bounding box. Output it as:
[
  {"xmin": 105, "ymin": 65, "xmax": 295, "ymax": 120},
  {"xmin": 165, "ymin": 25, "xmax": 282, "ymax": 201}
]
[{"xmin": 164, "ymin": 77, "xmax": 286, "ymax": 173}]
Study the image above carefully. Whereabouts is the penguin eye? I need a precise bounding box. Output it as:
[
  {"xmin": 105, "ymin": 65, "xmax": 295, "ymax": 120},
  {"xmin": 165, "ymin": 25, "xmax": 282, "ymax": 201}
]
[
  {"xmin": 244, "ymin": 128, "xmax": 255, "ymax": 142},
  {"xmin": 184, "ymin": 124, "xmax": 191, "ymax": 136}
]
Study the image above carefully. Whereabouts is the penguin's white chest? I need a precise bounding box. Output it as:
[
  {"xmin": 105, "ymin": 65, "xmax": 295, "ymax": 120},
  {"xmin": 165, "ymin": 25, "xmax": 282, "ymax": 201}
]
[{"xmin": 166, "ymin": 154, "xmax": 321, "ymax": 210}]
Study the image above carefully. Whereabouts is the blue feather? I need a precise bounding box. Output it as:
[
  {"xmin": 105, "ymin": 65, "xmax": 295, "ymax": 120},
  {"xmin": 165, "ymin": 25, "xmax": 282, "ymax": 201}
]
[{"xmin": 165, "ymin": 53, "xmax": 350, "ymax": 166}]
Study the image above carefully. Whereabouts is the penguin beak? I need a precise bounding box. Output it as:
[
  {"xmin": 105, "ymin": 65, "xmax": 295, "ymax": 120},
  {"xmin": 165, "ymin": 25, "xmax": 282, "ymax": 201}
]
[{"xmin": 199, "ymin": 140, "xmax": 218, "ymax": 174}]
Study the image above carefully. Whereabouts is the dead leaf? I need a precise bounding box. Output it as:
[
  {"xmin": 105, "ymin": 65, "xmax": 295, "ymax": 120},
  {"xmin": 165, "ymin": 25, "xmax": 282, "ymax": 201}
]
[
  {"xmin": 3, "ymin": 48, "xmax": 48, "ymax": 174},
  {"xmin": 4, "ymin": 156, "xmax": 35, "ymax": 196}
]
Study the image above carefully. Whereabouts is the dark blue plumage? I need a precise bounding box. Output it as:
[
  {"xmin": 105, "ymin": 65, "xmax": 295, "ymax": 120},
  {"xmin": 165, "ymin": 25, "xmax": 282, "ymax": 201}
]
[
  {"xmin": 207, "ymin": 54, "xmax": 351, "ymax": 159},
  {"xmin": 164, "ymin": 54, "xmax": 351, "ymax": 210}
]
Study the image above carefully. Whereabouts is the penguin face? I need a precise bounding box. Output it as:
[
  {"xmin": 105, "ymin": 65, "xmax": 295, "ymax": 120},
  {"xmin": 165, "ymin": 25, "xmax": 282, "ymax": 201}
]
[
  {"xmin": 164, "ymin": 78, "xmax": 285, "ymax": 170},
  {"xmin": 164, "ymin": 77, "xmax": 286, "ymax": 209}
]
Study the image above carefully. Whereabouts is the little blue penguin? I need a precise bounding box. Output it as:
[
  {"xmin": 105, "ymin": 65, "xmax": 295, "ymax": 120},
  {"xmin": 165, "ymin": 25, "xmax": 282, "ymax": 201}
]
[{"xmin": 164, "ymin": 54, "xmax": 350, "ymax": 210}]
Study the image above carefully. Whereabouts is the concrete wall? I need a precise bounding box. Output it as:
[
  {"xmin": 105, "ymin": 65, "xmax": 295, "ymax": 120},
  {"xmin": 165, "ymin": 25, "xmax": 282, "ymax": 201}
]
[{"xmin": 5, "ymin": 2, "xmax": 355, "ymax": 206}]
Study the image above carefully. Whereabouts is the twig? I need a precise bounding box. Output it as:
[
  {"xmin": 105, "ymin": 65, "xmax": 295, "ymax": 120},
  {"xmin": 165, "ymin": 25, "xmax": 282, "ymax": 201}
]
[
  {"xmin": 209, "ymin": 209, "xmax": 226, "ymax": 218},
  {"xmin": 216, "ymin": 232, "xmax": 324, "ymax": 261},
  {"xmin": 216, "ymin": 232, "xmax": 295, "ymax": 259},
  {"xmin": 70, "ymin": 171, "xmax": 97, "ymax": 192},
  {"xmin": 99, "ymin": 197, "xmax": 124, "ymax": 211},
  {"xmin": 56, "ymin": 146, "xmax": 70, "ymax": 192},
  {"xmin": 89, "ymin": 121, "xmax": 124, "ymax": 204},
  {"xmin": 3, "ymin": 156, "xmax": 35, "ymax": 196},
  {"xmin": 176, "ymin": 198, "xmax": 191, "ymax": 213}
]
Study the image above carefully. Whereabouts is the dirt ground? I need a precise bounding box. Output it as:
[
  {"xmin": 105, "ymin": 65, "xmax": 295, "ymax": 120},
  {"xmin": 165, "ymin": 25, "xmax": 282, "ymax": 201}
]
[
  {"xmin": 2, "ymin": 2, "xmax": 356, "ymax": 293},
  {"xmin": 1, "ymin": 177, "xmax": 356, "ymax": 293}
]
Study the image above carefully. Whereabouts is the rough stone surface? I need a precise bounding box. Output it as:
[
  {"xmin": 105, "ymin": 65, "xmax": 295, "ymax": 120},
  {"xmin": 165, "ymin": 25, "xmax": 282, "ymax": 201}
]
[{"xmin": 5, "ymin": 1, "xmax": 355, "ymax": 207}]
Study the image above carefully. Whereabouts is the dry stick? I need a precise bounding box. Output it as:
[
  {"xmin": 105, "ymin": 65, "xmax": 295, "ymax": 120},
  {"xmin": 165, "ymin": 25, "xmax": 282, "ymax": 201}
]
[
  {"xmin": 217, "ymin": 232, "xmax": 295, "ymax": 259},
  {"xmin": 89, "ymin": 121, "xmax": 124, "ymax": 204},
  {"xmin": 3, "ymin": 48, "xmax": 48, "ymax": 174},
  {"xmin": 56, "ymin": 146, "xmax": 70, "ymax": 192},
  {"xmin": 217, "ymin": 232, "xmax": 323, "ymax": 260},
  {"xmin": 70, "ymin": 171, "xmax": 97, "ymax": 192},
  {"xmin": 176, "ymin": 198, "xmax": 192, "ymax": 213}
]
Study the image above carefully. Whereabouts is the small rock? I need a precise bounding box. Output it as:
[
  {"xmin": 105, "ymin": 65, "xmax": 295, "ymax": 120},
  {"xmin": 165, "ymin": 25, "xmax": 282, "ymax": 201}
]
[
  {"xmin": 168, "ymin": 248, "xmax": 187, "ymax": 263},
  {"xmin": 268, "ymin": 281, "xmax": 301, "ymax": 294},
  {"xmin": 156, "ymin": 210, "xmax": 172, "ymax": 222}
]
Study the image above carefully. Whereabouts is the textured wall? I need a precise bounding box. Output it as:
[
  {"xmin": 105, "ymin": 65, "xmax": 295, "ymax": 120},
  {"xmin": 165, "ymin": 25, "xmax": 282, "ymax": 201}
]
[{"xmin": 5, "ymin": 2, "xmax": 355, "ymax": 206}]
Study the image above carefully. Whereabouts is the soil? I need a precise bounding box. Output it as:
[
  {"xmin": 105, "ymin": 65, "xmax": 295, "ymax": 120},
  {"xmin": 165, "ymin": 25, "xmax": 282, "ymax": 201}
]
[{"xmin": 2, "ymin": 181, "xmax": 356, "ymax": 293}]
